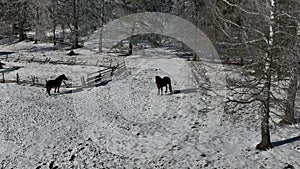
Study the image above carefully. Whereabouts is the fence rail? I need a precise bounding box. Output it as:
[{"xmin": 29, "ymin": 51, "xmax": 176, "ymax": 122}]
[
  {"xmin": 0, "ymin": 61, "xmax": 126, "ymax": 89},
  {"xmin": 85, "ymin": 61, "xmax": 126, "ymax": 86},
  {"xmin": 0, "ymin": 54, "xmax": 115, "ymax": 67},
  {"xmin": 0, "ymin": 73, "xmax": 75, "ymax": 88}
]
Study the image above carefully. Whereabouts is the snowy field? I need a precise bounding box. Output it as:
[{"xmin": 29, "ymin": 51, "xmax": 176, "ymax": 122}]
[
  {"xmin": 0, "ymin": 42, "xmax": 300, "ymax": 168},
  {"xmin": 0, "ymin": 41, "xmax": 122, "ymax": 86}
]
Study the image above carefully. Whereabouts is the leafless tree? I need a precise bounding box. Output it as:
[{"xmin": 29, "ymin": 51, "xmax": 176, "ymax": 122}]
[
  {"xmin": 0, "ymin": 0, "xmax": 35, "ymax": 41},
  {"xmin": 214, "ymin": 0, "xmax": 299, "ymax": 150}
]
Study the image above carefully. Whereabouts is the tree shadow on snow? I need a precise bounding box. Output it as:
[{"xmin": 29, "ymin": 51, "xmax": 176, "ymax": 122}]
[
  {"xmin": 272, "ymin": 135, "xmax": 300, "ymax": 148},
  {"xmin": 0, "ymin": 51, "xmax": 15, "ymax": 56},
  {"xmin": 0, "ymin": 66, "xmax": 23, "ymax": 73}
]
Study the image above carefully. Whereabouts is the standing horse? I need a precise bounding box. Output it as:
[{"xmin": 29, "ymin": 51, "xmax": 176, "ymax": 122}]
[
  {"xmin": 155, "ymin": 76, "xmax": 172, "ymax": 95},
  {"xmin": 46, "ymin": 74, "xmax": 68, "ymax": 96}
]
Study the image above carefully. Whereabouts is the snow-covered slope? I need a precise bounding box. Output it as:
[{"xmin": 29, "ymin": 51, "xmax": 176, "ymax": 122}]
[{"xmin": 0, "ymin": 45, "xmax": 299, "ymax": 168}]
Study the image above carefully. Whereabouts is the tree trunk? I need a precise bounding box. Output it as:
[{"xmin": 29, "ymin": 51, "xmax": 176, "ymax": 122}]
[
  {"xmin": 256, "ymin": 48, "xmax": 273, "ymax": 151},
  {"xmin": 281, "ymin": 69, "xmax": 298, "ymax": 125},
  {"xmin": 128, "ymin": 38, "xmax": 133, "ymax": 55},
  {"xmin": 18, "ymin": 22, "xmax": 27, "ymax": 42},
  {"xmin": 256, "ymin": 87, "xmax": 272, "ymax": 150},
  {"xmin": 17, "ymin": 1, "xmax": 27, "ymax": 42},
  {"xmin": 99, "ymin": 27, "xmax": 103, "ymax": 53},
  {"xmin": 256, "ymin": 0, "xmax": 274, "ymax": 151},
  {"xmin": 256, "ymin": 51, "xmax": 273, "ymax": 150},
  {"xmin": 35, "ymin": 6, "xmax": 39, "ymax": 44},
  {"xmin": 52, "ymin": 0, "xmax": 56, "ymax": 45},
  {"xmin": 281, "ymin": 19, "xmax": 300, "ymax": 125},
  {"xmin": 73, "ymin": 24, "xmax": 79, "ymax": 49},
  {"xmin": 53, "ymin": 25, "xmax": 56, "ymax": 45},
  {"xmin": 256, "ymin": 118, "xmax": 272, "ymax": 150},
  {"xmin": 72, "ymin": 0, "xmax": 79, "ymax": 49},
  {"xmin": 98, "ymin": 0, "xmax": 104, "ymax": 53},
  {"xmin": 192, "ymin": 0, "xmax": 198, "ymax": 61},
  {"xmin": 62, "ymin": 24, "xmax": 65, "ymax": 43},
  {"xmin": 128, "ymin": 21, "xmax": 136, "ymax": 56}
]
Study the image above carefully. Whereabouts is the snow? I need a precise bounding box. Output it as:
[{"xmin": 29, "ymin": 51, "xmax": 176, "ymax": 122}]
[{"xmin": 0, "ymin": 41, "xmax": 299, "ymax": 168}]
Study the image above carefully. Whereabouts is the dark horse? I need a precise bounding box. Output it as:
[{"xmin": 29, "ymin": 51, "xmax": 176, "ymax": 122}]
[
  {"xmin": 155, "ymin": 76, "xmax": 172, "ymax": 95},
  {"xmin": 46, "ymin": 74, "xmax": 68, "ymax": 96}
]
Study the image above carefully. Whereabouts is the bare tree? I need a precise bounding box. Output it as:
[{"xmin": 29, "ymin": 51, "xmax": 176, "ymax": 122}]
[
  {"xmin": 280, "ymin": 42, "xmax": 300, "ymax": 125},
  {"xmin": 32, "ymin": 0, "xmax": 50, "ymax": 43},
  {"xmin": 71, "ymin": 0, "xmax": 79, "ymax": 48},
  {"xmin": 214, "ymin": 0, "xmax": 300, "ymax": 150},
  {"xmin": 277, "ymin": 0, "xmax": 300, "ymax": 125},
  {"xmin": 0, "ymin": 0, "xmax": 35, "ymax": 41},
  {"xmin": 99, "ymin": 0, "xmax": 105, "ymax": 53},
  {"xmin": 47, "ymin": 0, "xmax": 59, "ymax": 45}
]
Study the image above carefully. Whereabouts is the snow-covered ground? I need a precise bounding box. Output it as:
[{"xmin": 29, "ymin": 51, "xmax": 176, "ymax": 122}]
[
  {"xmin": 0, "ymin": 42, "xmax": 299, "ymax": 168},
  {"xmin": 0, "ymin": 41, "xmax": 122, "ymax": 86}
]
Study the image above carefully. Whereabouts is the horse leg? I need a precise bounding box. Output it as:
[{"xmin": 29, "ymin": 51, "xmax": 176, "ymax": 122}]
[
  {"xmin": 54, "ymin": 87, "xmax": 57, "ymax": 93},
  {"xmin": 169, "ymin": 83, "xmax": 172, "ymax": 94},
  {"xmin": 165, "ymin": 85, "xmax": 168, "ymax": 93},
  {"xmin": 47, "ymin": 87, "xmax": 51, "ymax": 96},
  {"xmin": 161, "ymin": 88, "xmax": 163, "ymax": 95},
  {"xmin": 57, "ymin": 86, "xmax": 60, "ymax": 93}
]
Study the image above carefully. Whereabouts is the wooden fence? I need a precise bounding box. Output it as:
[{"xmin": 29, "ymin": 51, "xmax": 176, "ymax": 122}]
[
  {"xmin": 0, "ymin": 61, "xmax": 126, "ymax": 89},
  {"xmin": 0, "ymin": 72, "xmax": 73, "ymax": 88},
  {"xmin": 0, "ymin": 54, "xmax": 115, "ymax": 68},
  {"xmin": 85, "ymin": 61, "xmax": 126, "ymax": 86}
]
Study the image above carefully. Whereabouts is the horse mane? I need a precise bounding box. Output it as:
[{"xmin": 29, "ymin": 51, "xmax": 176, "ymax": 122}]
[
  {"xmin": 155, "ymin": 76, "xmax": 162, "ymax": 82},
  {"xmin": 55, "ymin": 74, "xmax": 67, "ymax": 81}
]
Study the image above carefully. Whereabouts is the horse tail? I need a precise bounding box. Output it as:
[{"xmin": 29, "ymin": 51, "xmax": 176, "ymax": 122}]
[
  {"xmin": 45, "ymin": 80, "xmax": 51, "ymax": 96},
  {"xmin": 169, "ymin": 79, "xmax": 172, "ymax": 94}
]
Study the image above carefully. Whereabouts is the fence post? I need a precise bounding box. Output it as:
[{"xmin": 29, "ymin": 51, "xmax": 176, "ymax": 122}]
[
  {"xmin": 98, "ymin": 71, "xmax": 102, "ymax": 82},
  {"xmin": 2, "ymin": 72, "xmax": 4, "ymax": 83},
  {"xmin": 81, "ymin": 76, "xmax": 86, "ymax": 87},
  {"xmin": 109, "ymin": 59, "xmax": 112, "ymax": 68},
  {"xmin": 31, "ymin": 76, "xmax": 37, "ymax": 85},
  {"xmin": 16, "ymin": 73, "xmax": 19, "ymax": 84},
  {"xmin": 111, "ymin": 67, "xmax": 115, "ymax": 76}
]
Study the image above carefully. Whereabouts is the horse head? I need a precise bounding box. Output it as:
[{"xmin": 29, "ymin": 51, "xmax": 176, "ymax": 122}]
[
  {"xmin": 61, "ymin": 74, "xmax": 68, "ymax": 80},
  {"xmin": 155, "ymin": 76, "xmax": 162, "ymax": 83}
]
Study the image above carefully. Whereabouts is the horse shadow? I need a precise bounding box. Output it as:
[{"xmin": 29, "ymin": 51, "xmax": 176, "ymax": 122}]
[
  {"xmin": 95, "ymin": 80, "xmax": 111, "ymax": 87},
  {"xmin": 272, "ymin": 135, "xmax": 300, "ymax": 148},
  {"xmin": 172, "ymin": 88, "xmax": 199, "ymax": 95},
  {"xmin": 60, "ymin": 80, "xmax": 112, "ymax": 95},
  {"xmin": 61, "ymin": 87, "xmax": 84, "ymax": 95}
]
